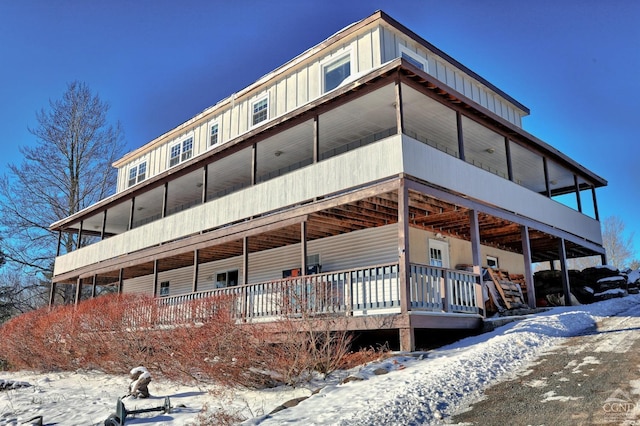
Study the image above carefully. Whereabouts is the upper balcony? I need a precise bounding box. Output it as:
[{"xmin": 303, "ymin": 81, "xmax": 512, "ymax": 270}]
[{"xmin": 51, "ymin": 60, "xmax": 606, "ymax": 278}]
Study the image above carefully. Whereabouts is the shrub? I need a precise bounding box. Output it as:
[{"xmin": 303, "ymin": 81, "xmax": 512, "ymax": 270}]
[{"xmin": 0, "ymin": 291, "xmax": 374, "ymax": 388}]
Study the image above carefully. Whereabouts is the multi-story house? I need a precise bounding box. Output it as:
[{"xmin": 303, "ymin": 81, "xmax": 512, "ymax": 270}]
[{"xmin": 50, "ymin": 11, "xmax": 606, "ymax": 351}]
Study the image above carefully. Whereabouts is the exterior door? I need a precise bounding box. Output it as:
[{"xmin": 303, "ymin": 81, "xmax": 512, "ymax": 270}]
[{"xmin": 428, "ymin": 239, "xmax": 450, "ymax": 268}]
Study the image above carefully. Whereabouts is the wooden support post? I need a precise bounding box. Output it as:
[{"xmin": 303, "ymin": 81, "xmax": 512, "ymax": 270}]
[
  {"xmin": 77, "ymin": 220, "xmax": 83, "ymax": 250},
  {"xmin": 543, "ymin": 157, "xmax": 551, "ymax": 198},
  {"xmin": 558, "ymin": 238, "xmax": 572, "ymax": 306},
  {"xmin": 395, "ymin": 75, "xmax": 404, "ymax": 135},
  {"xmin": 118, "ymin": 269, "xmax": 124, "ymax": 294},
  {"xmin": 56, "ymin": 230, "xmax": 62, "ymax": 256},
  {"xmin": 456, "ymin": 112, "xmax": 465, "ymax": 161},
  {"xmin": 398, "ymin": 181, "xmax": 411, "ymax": 316},
  {"xmin": 201, "ymin": 166, "xmax": 208, "ymax": 204},
  {"xmin": 128, "ymin": 197, "xmax": 135, "ymax": 230},
  {"xmin": 521, "ymin": 225, "xmax": 536, "ymax": 308},
  {"xmin": 91, "ymin": 274, "xmax": 97, "ymax": 298},
  {"xmin": 75, "ymin": 277, "xmax": 82, "ymax": 305},
  {"xmin": 251, "ymin": 143, "xmax": 257, "ymax": 185},
  {"xmin": 101, "ymin": 210, "xmax": 107, "ymax": 240},
  {"xmin": 592, "ymin": 186, "xmax": 600, "ymax": 221},
  {"xmin": 153, "ymin": 260, "xmax": 159, "ymax": 298},
  {"xmin": 301, "ymin": 221, "xmax": 308, "ymax": 276},
  {"xmin": 399, "ymin": 328, "xmax": 415, "ymax": 352},
  {"xmin": 192, "ymin": 249, "xmax": 199, "ymax": 293},
  {"xmin": 242, "ymin": 237, "xmax": 249, "ymax": 285},
  {"xmin": 504, "ymin": 137, "xmax": 514, "ymax": 182},
  {"xmin": 49, "ymin": 282, "xmax": 57, "ymax": 307},
  {"xmin": 468, "ymin": 209, "xmax": 482, "ymax": 315},
  {"xmin": 162, "ymin": 183, "xmax": 168, "ymax": 218},
  {"xmin": 574, "ymin": 175, "xmax": 582, "ymax": 213},
  {"xmin": 313, "ymin": 115, "xmax": 319, "ymax": 163}
]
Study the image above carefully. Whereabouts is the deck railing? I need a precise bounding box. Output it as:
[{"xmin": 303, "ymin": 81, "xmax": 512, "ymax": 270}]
[
  {"xmin": 153, "ymin": 262, "xmax": 480, "ymax": 324},
  {"xmin": 409, "ymin": 264, "xmax": 480, "ymax": 314}
]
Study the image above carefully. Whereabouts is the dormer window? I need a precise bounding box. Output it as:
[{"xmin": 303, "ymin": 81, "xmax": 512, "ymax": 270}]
[
  {"xmin": 322, "ymin": 52, "xmax": 351, "ymax": 93},
  {"xmin": 128, "ymin": 161, "xmax": 147, "ymax": 187},
  {"xmin": 169, "ymin": 137, "xmax": 193, "ymax": 167},
  {"xmin": 399, "ymin": 45, "xmax": 428, "ymax": 72}
]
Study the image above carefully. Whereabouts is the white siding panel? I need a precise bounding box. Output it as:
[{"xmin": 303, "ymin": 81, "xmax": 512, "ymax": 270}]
[
  {"xmin": 248, "ymin": 224, "xmax": 397, "ymax": 284},
  {"xmin": 297, "ymin": 68, "xmax": 308, "ymax": 105},
  {"xmin": 286, "ymin": 73, "xmax": 297, "ymax": 111},
  {"xmin": 370, "ymin": 26, "xmax": 382, "ymax": 67},
  {"xmin": 357, "ymin": 30, "xmax": 374, "ymax": 72},
  {"xmin": 123, "ymin": 275, "xmax": 153, "ymax": 295},
  {"xmin": 381, "ymin": 26, "xmax": 396, "ymax": 63},
  {"xmin": 445, "ymin": 67, "xmax": 455, "ymax": 87},
  {"xmin": 308, "ymin": 61, "xmax": 320, "ymax": 101},
  {"xmin": 455, "ymin": 72, "xmax": 464, "ymax": 93},
  {"xmin": 436, "ymin": 61, "xmax": 446, "ymax": 82},
  {"xmin": 158, "ymin": 266, "xmax": 193, "ymax": 296},
  {"xmin": 276, "ymin": 79, "xmax": 287, "ymax": 117}
]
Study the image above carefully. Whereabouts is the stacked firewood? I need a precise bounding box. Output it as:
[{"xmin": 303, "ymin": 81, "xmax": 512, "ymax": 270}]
[{"xmin": 534, "ymin": 265, "xmax": 637, "ymax": 306}]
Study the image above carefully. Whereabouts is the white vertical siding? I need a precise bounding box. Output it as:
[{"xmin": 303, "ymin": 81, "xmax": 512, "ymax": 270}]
[
  {"xmin": 121, "ymin": 225, "xmax": 398, "ymax": 297},
  {"xmin": 115, "ymin": 21, "xmax": 526, "ymax": 191}
]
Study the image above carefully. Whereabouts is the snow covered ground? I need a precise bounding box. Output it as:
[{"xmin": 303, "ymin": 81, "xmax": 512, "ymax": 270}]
[{"xmin": 2, "ymin": 294, "xmax": 639, "ymax": 425}]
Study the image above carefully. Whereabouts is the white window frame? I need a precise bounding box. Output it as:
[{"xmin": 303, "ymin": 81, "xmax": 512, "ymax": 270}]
[
  {"xmin": 215, "ymin": 269, "xmax": 239, "ymax": 288},
  {"xmin": 209, "ymin": 120, "xmax": 220, "ymax": 147},
  {"xmin": 169, "ymin": 136, "xmax": 194, "ymax": 168},
  {"xmin": 320, "ymin": 50, "xmax": 353, "ymax": 94},
  {"xmin": 486, "ymin": 255, "xmax": 499, "ymax": 269},
  {"xmin": 159, "ymin": 281, "xmax": 170, "ymax": 297},
  {"xmin": 250, "ymin": 95, "xmax": 269, "ymax": 128},
  {"xmin": 399, "ymin": 45, "xmax": 428, "ymax": 72},
  {"xmin": 127, "ymin": 160, "xmax": 147, "ymax": 187},
  {"xmin": 428, "ymin": 239, "xmax": 450, "ymax": 268}
]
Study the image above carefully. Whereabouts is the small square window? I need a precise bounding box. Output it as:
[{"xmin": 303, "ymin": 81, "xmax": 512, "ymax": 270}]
[
  {"xmin": 159, "ymin": 281, "xmax": 170, "ymax": 297},
  {"xmin": 252, "ymin": 97, "xmax": 268, "ymax": 126},
  {"xmin": 487, "ymin": 256, "xmax": 499, "ymax": 269},
  {"xmin": 323, "ymin": 54, "xmax": 351, "ymax": 93},
  {"xmin": 210, "ymin": 123, "xmax": 219, "ymax": 146}
]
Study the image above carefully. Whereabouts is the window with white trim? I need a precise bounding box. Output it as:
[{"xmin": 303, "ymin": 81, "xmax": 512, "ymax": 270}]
[
  {"xmin": 322, "ymin": 53, "xmax": 351, "ymax": 93},
  {"xmin": 128, "ymin": 161, "xmax": 147, "ymax": 187},
  {"xmin": 209, "ymin": 122, "xmax": 219, "ymax": 146},
  {"xmin": 169, "ymin": 137, "xmax": 193, "ymax": 167},
  {"xmin": 251, "ymin": 97, "xmax": 269, "ymax": 126},
  {"xmin": 486, "ymin": 255, "xmax": 499, "ymax": 269},
  {"xmin": 159, "ymin": 281, "xmax": 170, "ymax": 297},
  {"xmin": 399, "ymin": 45, "xmax": 428, "ymax": 71}
]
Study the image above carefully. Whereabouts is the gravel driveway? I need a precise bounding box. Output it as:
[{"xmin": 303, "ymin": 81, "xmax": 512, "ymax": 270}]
[{"xmin": 451, "ymin": 303, "xmax": 640, "ymax": 425}]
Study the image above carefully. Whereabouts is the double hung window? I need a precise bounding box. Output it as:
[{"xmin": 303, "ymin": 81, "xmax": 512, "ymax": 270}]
[
  {"xmin": 209, "ymin": 122, "xmax": 219, "ymax": 146},
  {"xmin": 128, "ymin": 161, "xmax": 147, "ymax": 187},
  {"xmin": 169, "ymin": 137, "xmax": 193, "ymax": 167},
  {"xmin": 252, "ymin": 97, "xmax": 269, "ymax": 126}
]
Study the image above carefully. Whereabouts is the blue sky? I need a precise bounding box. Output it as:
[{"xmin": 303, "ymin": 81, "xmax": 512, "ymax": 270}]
[{"xmin": 1, "ymin": 1, "xmax": 638, "ymax": 256}]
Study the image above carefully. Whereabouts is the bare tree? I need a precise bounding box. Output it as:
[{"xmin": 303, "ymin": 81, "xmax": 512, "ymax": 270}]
[
  {"xmin": 602, "ymin": 215, "xmax": 637, "ymax": 270},
  {"xmin": 0, "ymin": 81, "xmax": 125, "ymax": 305}
]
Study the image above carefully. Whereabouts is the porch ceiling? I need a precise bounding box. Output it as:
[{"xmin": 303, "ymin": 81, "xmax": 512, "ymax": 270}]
[{"xmin": 88, "ymin": 188, "xmax": 599, "ymax": 283}]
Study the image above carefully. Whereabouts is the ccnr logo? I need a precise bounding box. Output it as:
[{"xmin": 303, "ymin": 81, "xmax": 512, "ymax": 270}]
[{"xmin": 603, "ymin": 389, "xmax": 636, "ymax": 413}]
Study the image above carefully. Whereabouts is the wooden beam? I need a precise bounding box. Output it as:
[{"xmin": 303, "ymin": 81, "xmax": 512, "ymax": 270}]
[{"xmin": 521, "ymin": 225, "xmax": 536, "ymax": 308}]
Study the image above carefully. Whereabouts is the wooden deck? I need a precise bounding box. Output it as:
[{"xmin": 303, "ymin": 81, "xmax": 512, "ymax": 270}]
[{"xmin": 148, "ymin": 263, "xmax": 482, "ymax": 334}]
